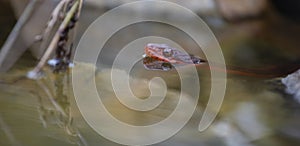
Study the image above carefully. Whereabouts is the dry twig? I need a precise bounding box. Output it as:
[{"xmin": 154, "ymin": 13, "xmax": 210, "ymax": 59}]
[
  {"xmin": 38, "ymin": 0, "xmax": 72, "ymax": 53},
  {"xmin": 27, "ymin": 0, "xmax": 81, "ymax": 79},
  {"xmin": 0, "ymin": 0, "xmax": 39, "ymax": 70}
]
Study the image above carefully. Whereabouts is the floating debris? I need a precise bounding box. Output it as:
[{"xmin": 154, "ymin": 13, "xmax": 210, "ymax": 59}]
[
  {"xmin": 47, "ymin": 59, "xmax": 60, "ymax": 66},
  {"xmin": 27, "ymin": 70, "xmax": 44, "ymax": 80}
]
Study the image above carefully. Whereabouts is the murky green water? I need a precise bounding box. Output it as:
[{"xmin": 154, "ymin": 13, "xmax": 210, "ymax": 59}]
[
  {"xmin": 1, "ymin": 3, "xmax": 300, "ymax": 146},
  {"xmin": 1, "ymin": 46, "xmax": 300, "ymax": 146}
]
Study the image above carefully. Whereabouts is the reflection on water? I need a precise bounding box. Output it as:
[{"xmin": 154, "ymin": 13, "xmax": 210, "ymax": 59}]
[
  {"xmin": 0, "ymin": 60, "xmax": 300, "ymax": 145},
  {"xmin": 36, "ymin": 73, "xmax": 87, "ymax": 146},
  {"xmin": 0, "ymin": 69, "xmax": 87, "ymax": 146}
]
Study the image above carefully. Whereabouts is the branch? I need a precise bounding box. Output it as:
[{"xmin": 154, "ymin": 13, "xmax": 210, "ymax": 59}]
[
  {"xmin": 27, "ymin": 0, "xmax": 80, "ymax": 79},
  {"xmin": 0, "ymin": 0, "xmax": 39, "ymax": 67},
  {"xmin": 38, "ymin": 0, "xmax": 71, "ymax": 55}
]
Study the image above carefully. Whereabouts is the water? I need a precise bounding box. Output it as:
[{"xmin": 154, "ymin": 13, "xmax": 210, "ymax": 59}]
[
  {"xmin": 1, "ymin": 53, "xmax": 300, "ymax": 146},
  {"xmin": 1, "ymin": 4, "xmax": 300, "ymax": 146}
]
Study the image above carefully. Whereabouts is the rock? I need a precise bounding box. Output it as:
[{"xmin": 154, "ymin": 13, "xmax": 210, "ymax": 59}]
[
  {"xmin": 215, "ymin": 0, "xmax": 268, "ymax": 21},
  {"xmin": 281, "ymin": 69, "xmax": 300, "ymax": 103}
]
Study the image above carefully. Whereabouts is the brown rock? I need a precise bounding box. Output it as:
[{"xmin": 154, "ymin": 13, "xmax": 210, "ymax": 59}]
[{"xmin": 216, "ymin": 0, "xmax": 268, "ymax": 21}]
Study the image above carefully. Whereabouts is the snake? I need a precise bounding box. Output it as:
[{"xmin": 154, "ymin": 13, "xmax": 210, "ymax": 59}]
[{"xmin": 143, "ymin": 43, "xmax": 300, "ymax": 78}]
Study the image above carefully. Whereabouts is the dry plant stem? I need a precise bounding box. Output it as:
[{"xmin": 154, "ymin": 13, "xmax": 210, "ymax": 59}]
[
  {"xmin": 39, "ymin": 0, "xmax": 71, "ymax": 53},
  {"xmin": 0, "ymin": 0, "xmax": 38, "ymax": 65},
  {"xmin": 68, "ymin": 0, "xmax": 83, "ymax": 50},
  {"xmin": 76, "ymin": 0, "xmax": 84, "ymax": 18},
  {"xmin": 31, "ymin": 0, "xmax": 79, "ymax": 75}
]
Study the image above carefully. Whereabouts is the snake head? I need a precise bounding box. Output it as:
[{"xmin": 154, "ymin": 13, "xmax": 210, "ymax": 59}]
[
  {"xmin": 145, "ymin": 43, "xmax": 205, "ymax": 65},
  {"xmin": 145, "ymin": 43, "xmax": 176, "ymax": 63}
]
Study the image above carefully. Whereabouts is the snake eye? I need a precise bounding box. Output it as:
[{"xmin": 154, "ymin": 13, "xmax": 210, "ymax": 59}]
[{"xmin": 162, "ymin": 47, "xmax": 173, "ymax": 57}]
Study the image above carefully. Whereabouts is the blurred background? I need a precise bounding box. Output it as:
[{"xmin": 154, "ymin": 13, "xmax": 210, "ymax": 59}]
[{"xmin": 0, "ymin": 0, "xmax": 300, "ymax": 146}]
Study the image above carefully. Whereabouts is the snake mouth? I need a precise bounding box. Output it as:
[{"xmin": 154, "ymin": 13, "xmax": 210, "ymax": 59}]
[
  {"xmin": 143, "ymin": 56, "xmax": 173, "ymax": 71},
  {"xmin": 190, "ymin": 55, "xmax": 207, "ymax": 64}
]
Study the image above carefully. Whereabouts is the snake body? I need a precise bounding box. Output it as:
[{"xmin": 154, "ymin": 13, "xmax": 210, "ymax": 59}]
[{"xmin": 143, "ymin": 43, "xmax": 300, "ymax": 78}]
